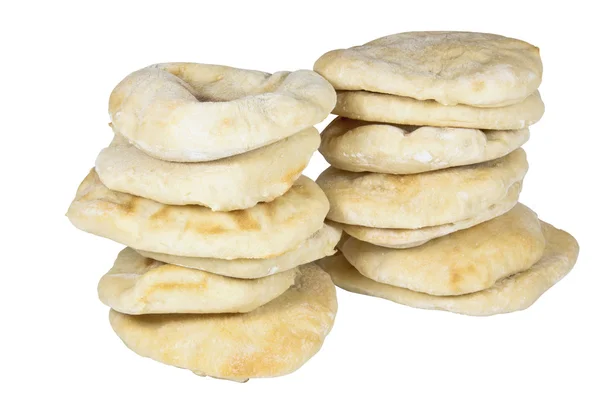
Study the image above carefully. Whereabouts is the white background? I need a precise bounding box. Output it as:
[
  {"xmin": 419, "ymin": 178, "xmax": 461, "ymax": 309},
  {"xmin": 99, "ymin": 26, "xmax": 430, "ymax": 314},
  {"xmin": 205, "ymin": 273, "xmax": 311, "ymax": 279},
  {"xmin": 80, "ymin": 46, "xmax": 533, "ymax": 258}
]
[{"xmin": 3, "ymin": 1, "xmax": 598, "ymax": 399}]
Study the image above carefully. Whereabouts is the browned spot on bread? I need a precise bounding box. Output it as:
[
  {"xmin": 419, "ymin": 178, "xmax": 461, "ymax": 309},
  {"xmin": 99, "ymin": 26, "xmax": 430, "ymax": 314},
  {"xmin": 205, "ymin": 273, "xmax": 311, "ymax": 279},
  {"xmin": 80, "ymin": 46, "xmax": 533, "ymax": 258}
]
[
  {"xmin": 450, "ymin": 270, "xmax": 463, "ymax": 286},
  {"xmin": 139, "ymin": 280, "xmax": 208, "ymax": 305},
  {"xmin": 449, "ymin": 263, "xmax": 479, "ymax": 291},
  {"xmin": 149, "ymin": 206, "xmax": 172, "ymax": 221},
  {"xmin": 118, "ymin": 198, "xmax": 139, "ymax": 215},
  {"xmin": 217, "ymin": 312, "xmax": 324, "ymax": 379},
  {"xmin": 281, "ymin": 164, "xmax": 307, "ymax": 185},
  {"xmin": 218, "ymin": 321, "xmax": 296, "ymax": 378},
  {"xmin": 230, "ymin": 210, "xmax": 260, "ymax": 231},
  {"xmin": 184, "ymin": 220, "xmax": 228, "ymax": 235},
  {"xmin": 147, "ymin": 281, "xmax": 208, "ymax": 292}
]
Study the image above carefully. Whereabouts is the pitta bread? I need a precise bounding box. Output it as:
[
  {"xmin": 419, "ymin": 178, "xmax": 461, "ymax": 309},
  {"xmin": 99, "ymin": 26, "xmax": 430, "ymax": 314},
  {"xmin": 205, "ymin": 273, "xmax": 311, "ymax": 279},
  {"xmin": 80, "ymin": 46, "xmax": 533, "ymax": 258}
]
[
  {"xmin": 317, "ymin": 149, "xmax": 527, "ymax": 229},
  {"xmin": 96, "ymin": 128, "xmax": 319, "ymax": 210},
  {"xmin": 67, "ymin": 170, "xmax": 329, "ymax": 259},
  {"xmin": 109, "ymin": 264, "xmax": 337, "ymax": 381},
  {"xmin": 335, "ymin": 181, "xmax": 520, "ymax": 248},
  {"xmin": 109, "ymin": 63, "xmax": 335, "ymax": 161},
  {"xmin": 320, "ymin": 221, "xmax": 578, "ymax": 316},
  {"xmin": 137, "ymin": 224, "xmax": 341, "ymax": 279},
  {"xmin": 320, "ymin": 117, "xmax": 529, "ymax": 174},
  {"xmin": 98, "ymin": 248, "xmax": 295, "ymax": 314},
  {"xmin": 334, "ymin": 90, "xmax": 544, "ymax": 130},
  {"xmin": 314, "ymin": 31, "xmax": 542, "ymax": 107},
  {"xmin": 341, "ymin": 204, "xmax": 545, "ymax": 295}
]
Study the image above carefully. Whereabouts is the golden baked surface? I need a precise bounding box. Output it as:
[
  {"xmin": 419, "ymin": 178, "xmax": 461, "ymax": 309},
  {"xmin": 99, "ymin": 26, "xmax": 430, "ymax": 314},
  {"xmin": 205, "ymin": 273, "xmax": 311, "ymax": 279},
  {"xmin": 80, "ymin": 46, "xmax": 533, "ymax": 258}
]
[
  {"xmin": 98, "ymin": 248, "xmax": 296, "ymax": 314},
  {"xmin": 340, "ymin": 204, "xmax": 546, "ymax": 295},
  {"xmin": 320, "ymin": 221, "xmax": 578, "ymax": 316},
  {"xmin": 109, "ymin": 264, "xmax": 337, "ymax": 381},
  {"xmin": 315, "ymin": 31, "xmax": 542, "ymax": 107},
  {"xmin": 67, "ymin": 169, "xmax": 329, "ymax": 259},
  {"xmin": 137, "ymin": 224, "xmax": 342, "ymax": 279}
]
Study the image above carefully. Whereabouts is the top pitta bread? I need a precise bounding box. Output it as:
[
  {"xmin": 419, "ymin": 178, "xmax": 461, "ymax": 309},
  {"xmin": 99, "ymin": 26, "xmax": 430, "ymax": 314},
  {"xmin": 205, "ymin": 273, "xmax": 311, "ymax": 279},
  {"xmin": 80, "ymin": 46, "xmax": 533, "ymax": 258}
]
[
  {"xmin": 314, "ymin": 31, "xmax": 542, "ymax": 107},
  {"xmin": 67, "ymin": 170, "xmax": 329, "ymax": 259},
  {"xmin": 316, "ymin": 148, "xmax": 527, "ymax": 229},
  {"xmin": 109, "ymin": 63, "xmax": 336, "ymax": 162}
]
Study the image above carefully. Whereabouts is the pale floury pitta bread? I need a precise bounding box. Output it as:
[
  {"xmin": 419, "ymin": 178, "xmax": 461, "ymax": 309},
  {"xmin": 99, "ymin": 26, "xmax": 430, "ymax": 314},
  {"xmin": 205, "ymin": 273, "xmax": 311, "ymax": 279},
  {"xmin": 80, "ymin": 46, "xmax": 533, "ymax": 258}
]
[
  {"xmin": 137, "ymin": 224, "xmax": 342, "ymax": 279},
  {"xmin": 320, "ymin": 221, "xmax": 578, "ymax": 316},
  {"xmin": 320, "ymin": 117, "xmax": 529, "ymax": 174},
  {"xmin": 314, "ymin": 31, "xmax": 542, "ymax": 107},
  {"xmin": 334, "ymin": 90, "xmax": 544, "ymax": 130},
  {"xmin": 334, "ymin": 181, "xmax": 521, "ymax": 248},
  {"xmin": 109, "ymin": 63, "xmax": 336, "ymax": 162},
  {"xmin": 98, "ymin": 248, "xmax": 296, "ymax": 315},
  {"xmin": 109, "ymin": 264, "xmax": 337, "ymax": 381},
  {"xmin": 96, "ymin": 128, "xmax": 319, "ymax": 210},
  {"xmin": 67, "ymin": 170, "xmax": 329, "ymax": 259},
  {"xmin": 316, "ymin": 148, "xmax": 527, "ymax": 229},
  {"xmin": 341, "ymin": 204, "xmax": 545, "ymax": 295}
]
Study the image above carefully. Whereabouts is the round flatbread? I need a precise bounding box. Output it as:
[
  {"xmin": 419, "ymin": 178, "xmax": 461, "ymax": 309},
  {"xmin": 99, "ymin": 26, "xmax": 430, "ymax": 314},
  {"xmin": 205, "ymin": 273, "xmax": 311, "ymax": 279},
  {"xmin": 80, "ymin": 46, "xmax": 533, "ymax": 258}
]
[
  {"xmin": 316, "ymin": 148, "xmax": 527, "ymax": 229},
  {"xmin": 96, "ymin": 128, "xmax": 319, "ymax": 210},
  {"xmin": 109, "ymin": 63, "xmax": 336, "ymax": 162},
  {"xmin": 334, "ymin": 90, "xmax": 544, "ymax": 130},
  {"xmin": 109, "ymin": 264, "xmax": 337, "ymax": 381},
  {"xmin": 341, "ymin": 204, "xmax": 546, "ymax": 296},
  {"xmin": 314, "ymin": 31, "xmax": 542, "ymax": 107},
  {"xmin": 67, "ymin": 170, "xmax": 329, "ymax": 259},
  {"xmin": 137, "ymin": 224, "xmax": 342, "ymax": 279},
  {"xmin": 335, "ymin": 180, "xmax": 521, "ymax": 248},
  {"xmin": 98, "ymin": 248, "xmax": 296, "ymax": 315},
  {"xmin": 320, "ymin": 221, "xmax": 578, "ymax": 316},
  {"xmin": 320, "ymin": 117, "xmax": 529, "ymax": 174}
]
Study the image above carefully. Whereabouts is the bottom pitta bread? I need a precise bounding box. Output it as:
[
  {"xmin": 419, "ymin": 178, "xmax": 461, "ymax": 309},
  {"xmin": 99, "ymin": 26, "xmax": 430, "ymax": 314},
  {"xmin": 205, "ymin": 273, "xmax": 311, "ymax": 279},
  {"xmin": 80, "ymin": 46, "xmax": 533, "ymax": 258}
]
[
  {"xmin": 109, "ymin": 264, "xmax": 337, "ymax": 381},
  {"xmin": 319, "ymin": 222, "xmax": 577, "ymax": 316}
]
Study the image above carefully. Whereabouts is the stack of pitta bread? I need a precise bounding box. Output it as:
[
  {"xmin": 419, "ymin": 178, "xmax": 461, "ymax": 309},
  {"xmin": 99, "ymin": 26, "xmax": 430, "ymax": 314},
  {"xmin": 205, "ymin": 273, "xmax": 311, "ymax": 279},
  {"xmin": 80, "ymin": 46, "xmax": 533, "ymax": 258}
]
[
  {"xmin": 314, "ymin": 32, "xmax": 578, "ymax": 316},
  {"xmin": 67, "ymin": 63, "xmax": 340, "ymax": 381}
]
